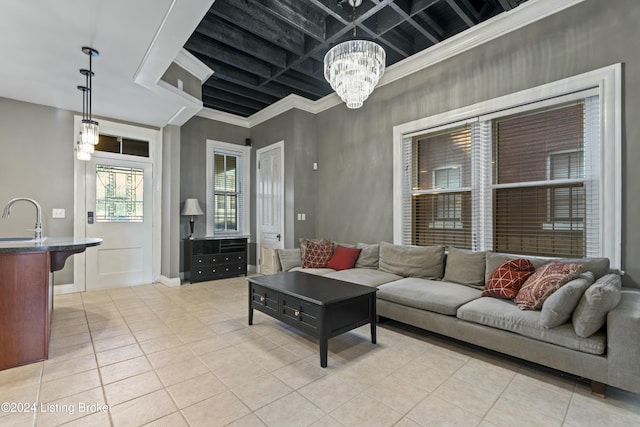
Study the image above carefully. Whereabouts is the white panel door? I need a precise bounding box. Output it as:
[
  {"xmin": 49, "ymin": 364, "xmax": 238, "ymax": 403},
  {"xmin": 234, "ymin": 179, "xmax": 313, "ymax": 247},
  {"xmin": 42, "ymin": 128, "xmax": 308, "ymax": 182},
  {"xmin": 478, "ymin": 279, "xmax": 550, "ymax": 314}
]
[
  {"xmin": 257, "ymin": 142, "xmax": 284, "ymax": 274},
  {"xmin": 85, "ymin": 154, "xmax": 152, "ymax": 289}
]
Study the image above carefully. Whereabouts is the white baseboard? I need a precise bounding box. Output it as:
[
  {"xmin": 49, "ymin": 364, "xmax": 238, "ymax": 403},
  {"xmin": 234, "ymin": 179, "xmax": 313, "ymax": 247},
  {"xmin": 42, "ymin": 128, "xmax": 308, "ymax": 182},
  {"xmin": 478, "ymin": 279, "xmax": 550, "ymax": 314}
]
[
  {"xmin": 160, "ymin": 275, "xmax": 181, "ymax": 287},
  {"xmin": 248, "ymin": 264, "xmax": 257, "ymax": 274},
  {"xmin": 54, "ymin": 284, "xmax": 77, "ymax": 295}
]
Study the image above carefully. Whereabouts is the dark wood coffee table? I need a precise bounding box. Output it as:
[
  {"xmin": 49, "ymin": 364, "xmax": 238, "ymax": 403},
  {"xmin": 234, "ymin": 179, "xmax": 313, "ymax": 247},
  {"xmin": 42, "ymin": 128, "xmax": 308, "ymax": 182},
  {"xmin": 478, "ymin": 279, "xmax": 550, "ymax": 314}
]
[{"xmin": 248, "ymin": 271, "xmax": 378, "ymax": 367}]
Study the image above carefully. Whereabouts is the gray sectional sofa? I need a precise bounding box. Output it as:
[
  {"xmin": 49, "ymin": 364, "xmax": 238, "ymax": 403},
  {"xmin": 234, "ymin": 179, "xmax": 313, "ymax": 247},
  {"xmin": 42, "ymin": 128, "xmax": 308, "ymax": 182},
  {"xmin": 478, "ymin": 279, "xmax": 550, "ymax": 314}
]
[{"xmin": 275, "ymin": 241, "xmax": 640, "ymax": 396}]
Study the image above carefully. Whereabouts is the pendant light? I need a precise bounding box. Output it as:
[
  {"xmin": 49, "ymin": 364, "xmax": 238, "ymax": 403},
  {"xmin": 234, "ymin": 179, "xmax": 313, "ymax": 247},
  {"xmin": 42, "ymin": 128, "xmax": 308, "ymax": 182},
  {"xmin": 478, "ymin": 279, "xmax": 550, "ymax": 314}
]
[{"xmin": 77, "ymin": 46, "xmax": 99, "ymax": 161}]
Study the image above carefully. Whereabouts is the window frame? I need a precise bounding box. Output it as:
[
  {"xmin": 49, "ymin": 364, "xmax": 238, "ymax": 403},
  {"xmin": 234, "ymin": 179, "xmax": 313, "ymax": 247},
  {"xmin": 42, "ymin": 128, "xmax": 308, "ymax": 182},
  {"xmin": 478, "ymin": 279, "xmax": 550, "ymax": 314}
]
[
  {"xmin": 206, "ymin": 140, "xmax": 251, "ymax": 237},
  {"xmin": 393, "ymin": 64, "xmax": 622, "ymax": 270}
]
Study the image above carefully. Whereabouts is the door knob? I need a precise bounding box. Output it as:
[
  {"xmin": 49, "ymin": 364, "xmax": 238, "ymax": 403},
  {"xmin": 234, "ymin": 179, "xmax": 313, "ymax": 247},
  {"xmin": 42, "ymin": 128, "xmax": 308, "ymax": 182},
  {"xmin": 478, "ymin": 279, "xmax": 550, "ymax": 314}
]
[{"xmin": 276, "ymin": 234, "xmax": 281, "ymax": 241}]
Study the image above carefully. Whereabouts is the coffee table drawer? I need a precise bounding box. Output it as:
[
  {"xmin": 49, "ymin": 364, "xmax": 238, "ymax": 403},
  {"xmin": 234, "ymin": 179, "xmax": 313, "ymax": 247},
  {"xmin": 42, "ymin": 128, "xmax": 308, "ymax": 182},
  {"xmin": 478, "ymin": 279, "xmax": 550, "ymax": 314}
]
[
  {"xmin": 251, "ymin": 284, "xmax": 279, "ymax": 317},
  {"xmin": 281, "ymin": 295, "xmax": 320, "ymax": 333}
]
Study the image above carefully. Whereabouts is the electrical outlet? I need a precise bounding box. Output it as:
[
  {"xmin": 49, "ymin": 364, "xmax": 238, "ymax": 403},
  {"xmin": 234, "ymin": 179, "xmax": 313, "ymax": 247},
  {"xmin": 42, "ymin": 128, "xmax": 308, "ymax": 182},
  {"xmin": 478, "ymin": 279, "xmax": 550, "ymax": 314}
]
[
  {"xmin": 52, "ymin": 208, "xmax": 65, "ymax": 219},
  {"xmin": 177, "ymin": 79, "xmax": 184, "ymax": 91}
]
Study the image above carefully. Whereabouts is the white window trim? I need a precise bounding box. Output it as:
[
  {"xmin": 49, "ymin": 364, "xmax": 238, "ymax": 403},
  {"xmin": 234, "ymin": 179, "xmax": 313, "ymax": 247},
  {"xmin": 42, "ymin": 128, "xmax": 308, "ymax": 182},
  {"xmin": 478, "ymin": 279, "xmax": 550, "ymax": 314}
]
[
  {"xmin": 206, "ymin": 140, "xmax": 251, "ymax": 237},
  {"xmin": 393, "ymin": 63, "xmax": 622, "ymax": 271}
]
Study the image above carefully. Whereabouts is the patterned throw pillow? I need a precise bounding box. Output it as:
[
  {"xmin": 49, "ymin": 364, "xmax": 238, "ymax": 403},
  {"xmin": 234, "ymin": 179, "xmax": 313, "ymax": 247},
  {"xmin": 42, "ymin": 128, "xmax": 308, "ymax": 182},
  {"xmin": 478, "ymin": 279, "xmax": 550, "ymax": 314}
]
[
  {"xmin": 482, "ymin": 258, "xmax": 535, "ymax": 299},
  {"xmin": 515, "ymin": 262, "xmax": 584, "ymax": 310},
  {"xmin": 301, "ymin": 239, "xmax": 334, "ymax": 268}
]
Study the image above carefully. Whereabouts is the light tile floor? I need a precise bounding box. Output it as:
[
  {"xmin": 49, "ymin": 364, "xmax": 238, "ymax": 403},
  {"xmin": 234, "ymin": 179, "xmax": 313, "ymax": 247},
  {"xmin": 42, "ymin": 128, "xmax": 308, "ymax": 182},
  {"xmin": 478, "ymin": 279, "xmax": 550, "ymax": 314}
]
[{"xmin": 1, "ymin": 277, "xmax": 639, "ymax": 426}]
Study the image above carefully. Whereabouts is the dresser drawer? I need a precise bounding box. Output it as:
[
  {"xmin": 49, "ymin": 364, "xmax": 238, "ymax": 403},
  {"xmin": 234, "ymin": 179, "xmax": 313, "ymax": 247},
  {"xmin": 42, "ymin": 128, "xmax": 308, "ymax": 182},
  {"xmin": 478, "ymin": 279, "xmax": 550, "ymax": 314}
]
[
  {"xmin": 217, "ymin": 252, "xmax": 246, "ymax": 264},
  {"xmin": 281, "ymin": 295, "xmax": 320, "ymax": 333},
  {"xmin": 251, "ymin": 284, "xmax": 279, "ymax": 317},
  {"xmin": 192, "ymin": 254, "xmax": 222, "ymax": 266}
]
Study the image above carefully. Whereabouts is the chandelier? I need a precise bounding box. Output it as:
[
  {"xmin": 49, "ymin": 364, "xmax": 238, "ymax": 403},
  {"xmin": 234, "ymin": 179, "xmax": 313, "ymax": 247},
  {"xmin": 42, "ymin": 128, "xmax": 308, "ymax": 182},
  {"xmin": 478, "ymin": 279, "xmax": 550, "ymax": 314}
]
[
  {"xmin": 77, "ymin": 46, "xmax": 99, "ymax": 161},
  {"xmin": 324, "ymin": 0, "xmax": 385, "ymax": 109}
]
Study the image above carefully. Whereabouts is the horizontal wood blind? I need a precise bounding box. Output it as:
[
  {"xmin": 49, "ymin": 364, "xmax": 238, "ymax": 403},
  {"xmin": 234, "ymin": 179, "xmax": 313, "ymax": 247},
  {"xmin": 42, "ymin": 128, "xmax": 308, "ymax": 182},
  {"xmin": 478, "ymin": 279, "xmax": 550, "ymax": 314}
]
[
  {"xmin": 492, "ymin": 103, "xmax": 586, "ymax": 257},
  {"xmin": 408, "ymin": 125, "xmax": 472, "ymax": 249}
]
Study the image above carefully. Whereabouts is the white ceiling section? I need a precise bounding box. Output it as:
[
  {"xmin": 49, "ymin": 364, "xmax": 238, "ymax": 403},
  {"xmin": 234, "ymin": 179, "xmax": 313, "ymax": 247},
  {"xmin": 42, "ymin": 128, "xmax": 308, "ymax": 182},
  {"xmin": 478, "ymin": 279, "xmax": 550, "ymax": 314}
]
[{"xmin": 0, "ymin": 0, "xmax": 214, "ymax": 127}]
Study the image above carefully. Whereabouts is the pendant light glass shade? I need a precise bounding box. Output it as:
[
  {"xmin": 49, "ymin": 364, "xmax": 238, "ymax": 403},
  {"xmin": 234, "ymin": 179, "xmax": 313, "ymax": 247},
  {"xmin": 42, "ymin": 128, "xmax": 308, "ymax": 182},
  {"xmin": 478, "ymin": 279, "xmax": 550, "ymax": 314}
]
[
  {"xmin": 324, "ymin": 39, "xmax": 386, "ymax": 109},
  {"xmin": 76, "ymin": 47, "xmax": 99, "ymax": 161}
]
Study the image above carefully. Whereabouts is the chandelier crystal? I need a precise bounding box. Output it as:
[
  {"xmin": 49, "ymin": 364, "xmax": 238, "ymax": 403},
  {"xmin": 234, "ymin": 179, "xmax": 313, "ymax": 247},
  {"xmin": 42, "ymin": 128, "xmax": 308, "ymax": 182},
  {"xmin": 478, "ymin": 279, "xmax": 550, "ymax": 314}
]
[
  {"xmin": 324, "ymin": 40, "xmax": 385, "ymax": 109},
  {"xmin": 323, "ymin": 0, "xmax": 385, "ymax": 109},
  {"xmin": 77, "ymin": 46, "xmax": 99, "ymax": 161}
]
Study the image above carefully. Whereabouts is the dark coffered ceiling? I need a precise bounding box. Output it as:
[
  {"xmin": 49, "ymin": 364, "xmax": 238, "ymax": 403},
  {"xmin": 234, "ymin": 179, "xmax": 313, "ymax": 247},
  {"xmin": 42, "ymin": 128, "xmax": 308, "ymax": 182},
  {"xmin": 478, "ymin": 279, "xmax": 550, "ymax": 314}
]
[{"xmin": 185, "ymin": 0, "xmax": 530, "ymax": 117}]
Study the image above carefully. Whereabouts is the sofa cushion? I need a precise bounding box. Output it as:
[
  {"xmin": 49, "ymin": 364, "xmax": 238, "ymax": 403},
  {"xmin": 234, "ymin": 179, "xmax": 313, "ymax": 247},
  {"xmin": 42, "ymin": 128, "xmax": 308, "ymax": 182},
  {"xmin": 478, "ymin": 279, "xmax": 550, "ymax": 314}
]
[
  {"xmin": 482, "ymin": 258, "xmax": 535, "ymax": 299},
  {"xmin": 485, "ymin": 253, "xmax": 548, "ymax": 283},
  {"xmin": 540, "ymin": 272, "xmax": 594, "ymax": 328},
  {"xmin": 457, "ymin": 297, "xmax": 606, "ymax": 355},
  {"xmin": 325, "ymin": 268, "xmax": 402, "ymax": 288},
  {"xmin": 442, "ymin": 247, "xmax": 486, "ymax": 289},
  {"xmin": 572, "ymin": 273, "xmax": 622, "ymax": 337},
  {"xmin": 289, "ymin": 267, "xmax": 336, "ymax": 276},
  {"xmin": 355, "ymin": 243, "xmax": 379, "ymax": 269},
  {"xmin": 326, "ymin": 245, "xmax": 361, "ymax": 271},
  {"xmin": 379, "ymin": 242, "xmax": 444, "ymax": 279},
  {"xmin": 377, "ymin": 278, "xmax": 481, "ymax": 315},
  {"xmin": 301, "ymin": 239, "xmax": 334, "ymax": 268},
  {"xmin": 276, "ymin": 248, "xmax": 301, "ymax": 271},
  {"xmin": 515, "ymin": 263, "xmax": 583, "ymax": 310}
]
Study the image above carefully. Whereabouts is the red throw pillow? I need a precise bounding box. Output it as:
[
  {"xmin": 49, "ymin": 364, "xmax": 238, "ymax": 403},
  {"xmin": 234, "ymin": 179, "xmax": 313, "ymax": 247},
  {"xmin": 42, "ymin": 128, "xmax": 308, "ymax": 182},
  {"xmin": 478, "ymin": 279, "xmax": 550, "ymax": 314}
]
[
  {"xmin": 301, "ymin": 239, "xmax": 334, "ymax": 268},
  {"xmin": 515, "ymin": 262, "xmax": 584, "ymax": 310},
  {"xmin": 327, "ymin": 245, "xmax": 362, "ymax": 271},
  {"xmin": 482, "ymin": 258, "xmax": 535, "ymax": 299}
]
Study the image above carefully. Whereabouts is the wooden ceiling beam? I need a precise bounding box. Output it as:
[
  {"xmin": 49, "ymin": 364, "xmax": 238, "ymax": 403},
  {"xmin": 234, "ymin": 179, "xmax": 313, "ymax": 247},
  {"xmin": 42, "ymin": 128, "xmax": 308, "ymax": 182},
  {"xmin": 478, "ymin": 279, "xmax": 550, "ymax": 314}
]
[
  {"xmin": 497, "ymin": 0, "xmax": 514, "ymax": 11},
  {"xmin": 203, "ymin": 90, "xmax": 269, "ymax": 111},
  {"xmin": 410, "ymin": 0, "xmax": 442, "ymax": 15},
  {"xmin": 209, "ymin": 1, "xmax": 305, "ymax": 56},
  {"xmin": 250, "ymin": 0, "xmax": 326, "ymax": 42},
  {"xmin": 445, "ymin": 0, "xmax": 477, "ymax": 27},
  {"xmin": 372, "ymin": 0, "xmax": 441, "ymax": 44},
  {"xmin": 197, "ymin": 14, "xmax": 287, "ymax": 68},
  {"xmin": 203, "ymin": 98, "xmax": 257, "ymax": 117},
  {"xmin": 275, "ymin": 73, "xmax": 331, "ymax": 98},
  {"xmin": 185, "ymin": 35, "xmax": 272, "ymax": 79},
  {"xmin": 205, "ymin": 79, "xmax": 279, "ymax": 105}
]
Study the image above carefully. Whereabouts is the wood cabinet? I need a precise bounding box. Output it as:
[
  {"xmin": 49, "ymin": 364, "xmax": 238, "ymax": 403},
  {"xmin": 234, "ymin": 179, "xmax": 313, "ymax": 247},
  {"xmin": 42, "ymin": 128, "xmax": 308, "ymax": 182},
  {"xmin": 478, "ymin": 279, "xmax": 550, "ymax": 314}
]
[
  {"xmin": 0, "ymin": 252, "xmax": 50, "ymax": 370},
  {"xmin": 184, "ymin": 237, "xmax": 248, "ymax": 283}
]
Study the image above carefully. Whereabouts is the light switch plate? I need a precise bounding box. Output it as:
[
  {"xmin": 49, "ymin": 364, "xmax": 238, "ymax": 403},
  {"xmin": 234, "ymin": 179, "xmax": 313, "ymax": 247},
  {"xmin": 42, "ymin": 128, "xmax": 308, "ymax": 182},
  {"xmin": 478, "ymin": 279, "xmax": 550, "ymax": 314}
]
[{"xmin": 52, "ymin": 208, "xmax": 65, "ymax": 219}]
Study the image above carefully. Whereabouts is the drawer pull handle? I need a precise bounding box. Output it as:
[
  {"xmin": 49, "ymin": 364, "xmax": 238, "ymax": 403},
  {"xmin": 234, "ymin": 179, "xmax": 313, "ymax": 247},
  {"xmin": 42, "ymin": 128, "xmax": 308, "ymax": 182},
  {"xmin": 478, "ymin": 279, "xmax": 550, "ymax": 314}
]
[
  {"xmin": 238, "ymin": 256, "xmax": 242, "ymax": 260},
  {"xmin": 198, "ymin": 270, "xmax": 202, "ymax": 274},
  {"xmin": 212, "ymin": 269, "xmax": 216, "ymax": 273},
  {"xmin": 225, "ymin": 257, "xmax": 229, "ymax": 261},
  {"xmin": 260, "ymin": 296, "xmax": 265, "ymax": 302},
  {"xmin": 238, "ymin": 266, "xmax": 242, "ymax": 270},
  {"xmin": 294, "ymin": 310, "xmax": 300, "ymax": 317},
  {"xmin": 212, "ymin": 258, "xmax": 216, "ymax": 262},
  {"xmin": 198, "ymin": 259, "xmax": 202, "ymax": 263},
  {"xmin": 226, "ymin": 268, "xmax": 229, "ymax": 272}
]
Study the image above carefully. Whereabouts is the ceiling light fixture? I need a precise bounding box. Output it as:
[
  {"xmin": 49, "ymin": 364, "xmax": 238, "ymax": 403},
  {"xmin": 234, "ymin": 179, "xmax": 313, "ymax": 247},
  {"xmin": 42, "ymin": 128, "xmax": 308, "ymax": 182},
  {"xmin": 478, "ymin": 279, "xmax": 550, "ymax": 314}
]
[
  {"xmin": 324, "ymin": 0, "xmax": 386, "ymax": 109},
  {"xmin": 77, "ymin": 46, "xmax": 99, "ymax": 161}
]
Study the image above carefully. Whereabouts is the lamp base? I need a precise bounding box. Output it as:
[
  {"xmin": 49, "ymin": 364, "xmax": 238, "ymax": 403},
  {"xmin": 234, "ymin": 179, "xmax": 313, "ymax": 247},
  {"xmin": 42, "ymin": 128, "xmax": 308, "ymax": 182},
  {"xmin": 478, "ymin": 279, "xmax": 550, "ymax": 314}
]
[{"xmin": 189, "ymin": 217, "xmax": 195, "ymax": 239}]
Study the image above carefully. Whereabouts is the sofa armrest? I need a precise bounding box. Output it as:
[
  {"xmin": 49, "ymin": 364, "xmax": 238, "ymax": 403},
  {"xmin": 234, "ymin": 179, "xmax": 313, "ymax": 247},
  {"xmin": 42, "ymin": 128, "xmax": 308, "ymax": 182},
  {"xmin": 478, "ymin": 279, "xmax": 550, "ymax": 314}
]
[{"xmin": 606, "ymin": 289, "xmax": 640, "ymax": 393}]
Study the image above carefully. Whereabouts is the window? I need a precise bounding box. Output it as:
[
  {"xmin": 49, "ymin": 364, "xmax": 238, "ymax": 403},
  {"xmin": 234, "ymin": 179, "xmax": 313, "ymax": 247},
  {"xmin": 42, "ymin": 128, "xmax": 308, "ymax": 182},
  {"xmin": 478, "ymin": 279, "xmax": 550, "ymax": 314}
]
[
  {"xmin": 394, "ymin": 65, "xmax": 621, "ymax": 269},
  {"xmin": 206, "ymin": 140, "xmax": 250, "ymax": 236},
  {"xmin": 214, "ymin": 153, "xmax": 238, "ymax": 232},
  {"xmin": 409, "ymin": 126, "xmax": 472, "ymax": 247},
  {"xmin": 95, "ymin": 165, "xmax": 144, "ymax": 222}
]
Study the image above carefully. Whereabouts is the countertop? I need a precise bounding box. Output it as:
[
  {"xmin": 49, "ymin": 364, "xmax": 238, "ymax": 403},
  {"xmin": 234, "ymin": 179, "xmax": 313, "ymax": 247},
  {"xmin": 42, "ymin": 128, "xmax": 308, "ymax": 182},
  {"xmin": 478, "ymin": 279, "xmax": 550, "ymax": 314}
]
[{"xmin": 0, "ymin": 237, "xmax": 103, "ymax": 254}]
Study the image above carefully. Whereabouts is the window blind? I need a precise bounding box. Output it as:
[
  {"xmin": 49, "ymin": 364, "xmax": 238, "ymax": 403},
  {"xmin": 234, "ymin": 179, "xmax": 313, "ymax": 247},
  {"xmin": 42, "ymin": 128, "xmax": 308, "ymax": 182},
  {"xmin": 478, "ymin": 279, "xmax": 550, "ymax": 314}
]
[{"xmin": 401, "ymin": 94, "xmax": 600, "ymax": 259}]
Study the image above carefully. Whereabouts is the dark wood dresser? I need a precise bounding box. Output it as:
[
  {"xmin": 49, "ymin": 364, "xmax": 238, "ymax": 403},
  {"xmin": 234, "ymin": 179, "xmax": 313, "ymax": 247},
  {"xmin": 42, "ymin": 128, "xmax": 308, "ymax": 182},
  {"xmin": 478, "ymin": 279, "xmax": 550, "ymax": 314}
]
[{"xmin": 183, "ymin": 237, "xmax": 248, "ymax": 283}]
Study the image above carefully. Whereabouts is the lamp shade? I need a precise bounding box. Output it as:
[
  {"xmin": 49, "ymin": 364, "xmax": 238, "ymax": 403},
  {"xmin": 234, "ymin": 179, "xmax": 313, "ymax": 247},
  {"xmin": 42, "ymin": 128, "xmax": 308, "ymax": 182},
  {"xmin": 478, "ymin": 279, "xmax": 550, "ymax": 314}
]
[{"xmin": 181, "ymin": 198, "xmax": 204, "ymax": 216}]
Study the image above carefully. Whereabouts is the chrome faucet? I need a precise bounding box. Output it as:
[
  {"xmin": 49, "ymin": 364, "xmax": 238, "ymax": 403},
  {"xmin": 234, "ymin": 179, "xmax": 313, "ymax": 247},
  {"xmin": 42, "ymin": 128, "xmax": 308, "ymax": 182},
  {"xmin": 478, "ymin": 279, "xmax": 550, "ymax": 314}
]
[{"xmin": 2, "ymin": 198, "xmax": 43, "ymax": 240}]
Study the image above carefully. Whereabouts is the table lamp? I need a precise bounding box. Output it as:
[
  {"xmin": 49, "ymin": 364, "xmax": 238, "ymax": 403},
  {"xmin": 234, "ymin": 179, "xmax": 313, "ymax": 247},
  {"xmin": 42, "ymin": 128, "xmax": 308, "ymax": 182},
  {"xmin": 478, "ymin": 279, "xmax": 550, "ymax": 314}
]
[{"xmin": 181, "ymin": 198, "xmax": 204, "ymax": 239}]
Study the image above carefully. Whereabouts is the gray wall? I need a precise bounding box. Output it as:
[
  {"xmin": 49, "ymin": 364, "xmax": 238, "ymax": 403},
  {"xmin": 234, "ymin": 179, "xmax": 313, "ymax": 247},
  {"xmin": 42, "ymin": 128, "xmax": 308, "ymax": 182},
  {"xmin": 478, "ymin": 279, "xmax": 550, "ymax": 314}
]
[
  {"xmin": 249, "ymin": 109, "xmax": 318, "ymax": 250},
  {"xmin": 161, "ymin": 125, "xmax": 181, "ymax": 279},
  {"xmin": 0, "ymin": 98, "xmax": 76, "ymax": 285},
  {"xmin": 179, "ymin": 116, "xmax": 250, "ymax": 266},
  {"xmin": 315, "ymin": 0, "xmax": 640, "ymax": 287}
]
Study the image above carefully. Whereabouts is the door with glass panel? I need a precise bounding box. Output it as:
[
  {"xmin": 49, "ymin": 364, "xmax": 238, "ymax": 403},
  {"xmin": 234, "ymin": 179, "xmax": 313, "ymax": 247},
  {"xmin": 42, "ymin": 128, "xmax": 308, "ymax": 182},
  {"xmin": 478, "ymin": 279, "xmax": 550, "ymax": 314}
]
[{"xmin": 85, "ymin": 154, "xmax": 152, "ymax": 289}]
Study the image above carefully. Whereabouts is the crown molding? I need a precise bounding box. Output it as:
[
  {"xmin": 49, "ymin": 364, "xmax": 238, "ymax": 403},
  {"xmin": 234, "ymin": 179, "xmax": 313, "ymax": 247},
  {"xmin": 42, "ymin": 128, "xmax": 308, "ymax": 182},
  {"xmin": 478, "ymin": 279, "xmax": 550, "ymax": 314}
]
[{"xmin": 197, "ymin": 0, "xmax": 585, "ymax": 128}]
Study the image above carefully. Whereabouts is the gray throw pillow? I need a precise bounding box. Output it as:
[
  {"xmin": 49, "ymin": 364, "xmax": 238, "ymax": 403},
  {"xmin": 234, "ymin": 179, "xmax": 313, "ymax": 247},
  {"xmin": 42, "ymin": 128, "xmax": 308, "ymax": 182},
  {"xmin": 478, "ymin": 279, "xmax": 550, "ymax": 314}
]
[
  {"xmin": 379, "ymin": 241, "xmax": 444, "ymax": 279},
  {"xmin": 540, "ymin": 272, "xmax": 594, "ymax": 328},
  {"xmin": 355, "ymin": 243, "xmax": 379, "ymax": 269},
  {"xmin": 572, "ymin": 273, "xmax": 622, "ymax": 337},
  {"xmin": 443, "ymin": 247, "xmax": 486, "ymax": 289},
  {"xmin": 277, "ymin": 248, "xmax": 301, "ymax": 271}
]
